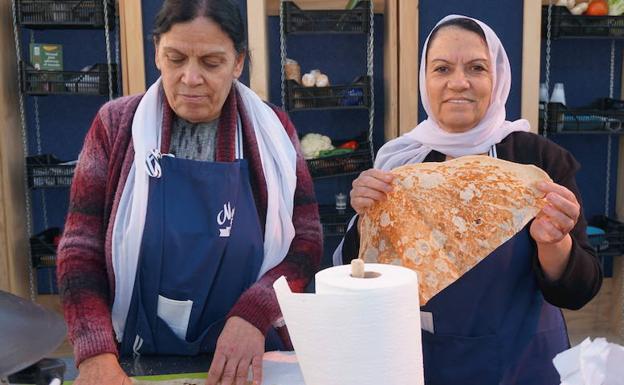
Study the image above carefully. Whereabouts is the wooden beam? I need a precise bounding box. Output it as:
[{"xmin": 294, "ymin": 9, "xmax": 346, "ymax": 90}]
[
  {"xmin": 383, "ymin": 0, "xmax": 398, "ymax": 141},
  {"xmin": 398, "ymin": 0, "xmax": 419, "ymax": 135},
  {"xmin": 267, "ymin": 0, "xmax": 385, "ymax": 15},
  {"xmin": 0, "ymin": 0, "xmax": 29, "ymax": 298},
  {"xmin": 119, "ymin": 0, "xmax": 146, "ymax": 95},
  {"xmin": 248, "ymin": 0, "xmax": 270, "ymax": 101},
  {"xmin": 522, "ymin": 0, "xmax": 541, "ymax": 134}
]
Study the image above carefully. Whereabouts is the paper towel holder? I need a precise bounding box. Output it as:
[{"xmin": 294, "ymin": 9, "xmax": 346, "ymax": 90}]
[{"xmin": 350, "ymin": 259, "xmax": 381, "ymax": 279}]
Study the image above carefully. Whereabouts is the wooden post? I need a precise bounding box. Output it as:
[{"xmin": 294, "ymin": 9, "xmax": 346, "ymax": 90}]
[
  {"xmin": 247, "ymin": 0, "xmax": 270, "ymax": 101},
  {"xmin": 119, "ymin": 0, "xmax": 146, "ymax": 95},
  {"xmin": 383, "ymin": 0, "xmax": 398, "ymax": 141},
  {"xmin": 0, "ymin": 0, "xmax": 30, "ymax": 298},
  {"xmin": 398, "ymin": 0, "xmax": 419, "ymax": 135},
  {"xmin": 522, "ymin": 0, "xmax": 542, "ymax": 134}
]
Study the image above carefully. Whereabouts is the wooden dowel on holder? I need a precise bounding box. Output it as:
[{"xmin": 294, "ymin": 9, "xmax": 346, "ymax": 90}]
[{"xmin": 351, "ymin": 259, "xmax": 365, "ymax": 278}]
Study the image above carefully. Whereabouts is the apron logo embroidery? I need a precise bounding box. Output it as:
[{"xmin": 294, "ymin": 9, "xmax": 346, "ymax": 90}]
[{"xmin": 217, "ymin": 202, "xmax": 235, "ymax": 238}]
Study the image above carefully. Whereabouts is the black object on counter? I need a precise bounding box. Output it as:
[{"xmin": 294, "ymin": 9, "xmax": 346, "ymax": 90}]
[
  {"xmin": 0, "ymin": 290, "xmax": 66, "ymax": 379},
  {"xmin": 8, "ymin": 358, "xmax": 66, "ymax": 385}
]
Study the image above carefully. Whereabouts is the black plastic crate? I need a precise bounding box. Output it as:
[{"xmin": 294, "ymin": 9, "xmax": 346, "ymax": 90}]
[
  {"xmin": 540, "ymin": 102, "xmax": 624, "ymax": 134},
  {"xmin": 319, "ymin": 205, "xmax": 356, "ymax": 237},
  {"xmin": 27, "ymin": 154, "xmax": 76, "ymax": 189},
  {"xmin": 283, "ymin": 1, "xmax": 370, "ymax": 34},
  {"xmin": 30, "ymin": 227, "xmax": 61, "ymax": 268},
  {"xmin": 542, "ymin": 5, "xmax": 624, "ymax": 39},
  {"xmin": 589, "ymin": 215, "xmax": 624, "ymax": 256},
  {"xmin": 286, "ymin": 76, "xmax": 371, "ymax": 111},
  {"xmin": 306, "ymin": 146, "xmax": 372, "ymax": 179},
  {"xmin": 21, "ymin": 62, "xmax": 118, "ymax": 96},
  {"xmin": 17, "ymin": 0, "xmax": 115, "ymax": 29}
]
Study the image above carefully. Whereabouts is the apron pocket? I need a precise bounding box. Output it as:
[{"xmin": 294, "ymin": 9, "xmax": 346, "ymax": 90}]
[
  {"xmin": 422, "ymin": 330, "xmax": 502, "ymax": 385},
  {"xmin": 503, "ymin": 328, "xmax": 568, "ymax": 385},
  {"xmin": 157, "ymin": 295, "xmax": 193, "ymax": 341}
]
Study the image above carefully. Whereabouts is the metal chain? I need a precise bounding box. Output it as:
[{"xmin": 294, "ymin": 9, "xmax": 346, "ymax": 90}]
[
  {"xmin": 605, "ymin": 135, "xmax": 612, "ymax": 216},
  {"xmin": 33, "ymin": 95, "xmax": 49, "ymax": 230},
  {"xmin": 11, "ymin": 0, "xmax": 36, "ymax": 301},
  {"xmin": 103, "ymin": 0, "xmax": 114, "ymax": 100},
  {"xmin": 279, "ymin": 0, "xmax": 287, "ymax": 109},
  {"xmin": 30, "ymin": 28, "xmax": 50, "ymax": 238},
  {"xmin": 114, "ymin": 1, "xmax": 121, "ymax": 88},
  {"xmin": 33, "ymin": 97, "xmax": 42, "ymax": 155},
  {"xmin": 367, "ymin": 0, "xmax": 375, "ymax": 162},
  {"xmin": 610, "ymin": 40, "xmax": 615, "ymax": 99},
  {"xmin": 604, "ymin": 40, "xmax": 616, "ymax": 217},
  {"xmin": 543, "ymin": 0, "xmax": 553, "ymax": 138}
]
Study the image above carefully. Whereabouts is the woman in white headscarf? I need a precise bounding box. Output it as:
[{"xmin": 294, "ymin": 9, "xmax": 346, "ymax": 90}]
[{"xmin": 335, "ymin": 15, "xmax": 601, "ymax": 384}]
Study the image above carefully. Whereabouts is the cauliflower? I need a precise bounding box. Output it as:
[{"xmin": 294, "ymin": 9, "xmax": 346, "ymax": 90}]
[
  {"xmin": 609, "ymin": 0, "xmax": 624, "ymax": 15},
  {"xmin": 301, "ymin": 133, "xmax": 334, "ymax": 159}
]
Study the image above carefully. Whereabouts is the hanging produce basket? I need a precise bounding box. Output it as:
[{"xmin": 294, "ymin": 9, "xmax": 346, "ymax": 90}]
[
  {"xmin": 589, "ymin": 216, "xmax": 624, "ymax": 257},
  {"xmin": 30, "ymin": 227, "xmax": 61, "ymax": 268},
  {"xmin": 27, "ymin": 154, "xmax": 76, "ymax": 189},
  {"xmin": 319, "ymin": 205, "xmax": 356, "ymax": 237},
  {"xmin": 16, "ymin": 0, "xmax": 115, "ymax": 29},
  {"xmin": 539, "ymin": 102, "xmax": 624, "ymax": 134},
  {"xmin": 283, "ymin": 0, "xmax": 370, "ymax": 34},
  {"xmin": 542, "ymin": 5, "xmax": 624, "ymax": 39},
  {"xmin": 306, "ymin": 143, "xmax": 373, "ymax": 179},
  {"xmin": 286, "ymin": 76, "xmax": 371, "ymax": 111},
  {"xmin": 21, "ymin": 62, "xmax": 118, "ymax": 96}
]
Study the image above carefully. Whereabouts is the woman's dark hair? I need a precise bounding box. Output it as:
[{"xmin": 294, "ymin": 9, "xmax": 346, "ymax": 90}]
[
  {"xmin": 426, "ymin": 18, "xmax": 487, "ymax": 60},
  {"xmin": 153, "ymin": 0, "xmax": 247, "ymax": 54}
]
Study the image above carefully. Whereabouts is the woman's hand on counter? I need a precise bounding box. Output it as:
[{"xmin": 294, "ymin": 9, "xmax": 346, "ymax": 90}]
[
  {"xmin": 206, "ymin": 316, "xmax": 265, "ymax": 385},
  {"xmin": 74, "ymin": 353, "xmax": 131, "ymax": 385}
]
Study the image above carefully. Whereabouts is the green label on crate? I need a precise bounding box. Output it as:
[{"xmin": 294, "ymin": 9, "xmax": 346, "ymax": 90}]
[{"xmin": 30, "ymin": 43, "xmax": 63, "ymax": 71}]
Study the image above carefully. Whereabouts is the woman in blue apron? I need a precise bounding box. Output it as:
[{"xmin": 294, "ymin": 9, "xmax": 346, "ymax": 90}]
[
  {"xmin": 57, "ymin": 1, "xmax": 322, "ymax": 385},
  {"xmin": 335, "ymin": 16, "xmax": 602, "ymax": 385}
]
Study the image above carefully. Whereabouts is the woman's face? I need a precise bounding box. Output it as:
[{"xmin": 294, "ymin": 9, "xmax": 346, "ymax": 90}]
[
  {"xmin": 425, "ymin": 27, "xmax": 493, "ymax": 133},
  {"xmin": 155, "ymin": 17, "xmax": 245, "ymax": 123}
]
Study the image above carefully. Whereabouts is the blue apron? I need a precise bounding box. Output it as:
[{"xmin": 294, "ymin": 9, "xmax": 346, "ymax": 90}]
[
  {"xmin": 420, "ymin": 148, "xmax": 569, "ymax": 384},
  {"xmin": 120, "ymin": 125, "xmax": 283, "ymax": 356}
]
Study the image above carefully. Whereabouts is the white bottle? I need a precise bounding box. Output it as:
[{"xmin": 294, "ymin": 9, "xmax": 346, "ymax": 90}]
[{"xmin": 550, "ymin": 83, "xmax": 566, "ymax": 106}]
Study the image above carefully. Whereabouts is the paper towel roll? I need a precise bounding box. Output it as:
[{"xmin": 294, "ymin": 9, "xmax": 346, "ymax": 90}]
[{"xmin": 274, "ymin": 264, "xmax": 424, "ymax": 385}]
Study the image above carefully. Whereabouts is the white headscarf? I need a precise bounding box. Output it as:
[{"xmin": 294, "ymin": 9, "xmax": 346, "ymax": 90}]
[{"xmin": 374, "ymin": 15, "xmax": 530, "ymax": 171}]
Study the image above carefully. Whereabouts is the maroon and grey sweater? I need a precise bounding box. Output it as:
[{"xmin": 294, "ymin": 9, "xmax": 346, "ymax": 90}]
[{"xmin": 57, "ymin": 87, "xmax": 322, "ymax": 365}]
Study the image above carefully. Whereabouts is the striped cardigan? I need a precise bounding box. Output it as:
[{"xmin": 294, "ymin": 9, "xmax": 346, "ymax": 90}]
[{"xmin": 57, "ymin": 87, "xmax": 322, "ymax": 365}]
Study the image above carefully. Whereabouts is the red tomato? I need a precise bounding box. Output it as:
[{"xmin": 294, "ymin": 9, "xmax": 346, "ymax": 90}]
[
  {"xmin": 586, "ymin": 0, "xmax": 609, "ymax": 16},
  {"xmin": 338, "ymin": 140, "xmax": 359, "ymax": 150}
]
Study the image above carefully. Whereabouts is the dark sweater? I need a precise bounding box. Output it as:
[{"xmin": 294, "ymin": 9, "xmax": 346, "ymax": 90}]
[{"xmin": 341, "ymin": 131, "xmax": 602, "ymax": 310}]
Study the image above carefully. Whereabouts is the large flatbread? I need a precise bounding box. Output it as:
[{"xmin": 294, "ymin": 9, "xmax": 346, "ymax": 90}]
[{"xmin": 358, "ymin": 155, "xmax": 552, "ymax": 305}]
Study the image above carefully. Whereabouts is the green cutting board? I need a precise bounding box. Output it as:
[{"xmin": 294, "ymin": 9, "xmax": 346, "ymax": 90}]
[{"xmin": 63, "ymin": 372, "xmax": 207, "ymax": 384}]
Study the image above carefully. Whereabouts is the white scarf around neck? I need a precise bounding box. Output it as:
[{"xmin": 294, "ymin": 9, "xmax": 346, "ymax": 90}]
[{"xmin": 111, "ymin": 78, "xmax": 297, "ymax": 340}]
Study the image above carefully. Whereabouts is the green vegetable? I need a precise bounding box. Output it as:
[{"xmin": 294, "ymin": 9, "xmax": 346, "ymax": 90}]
[
  {"xmin": 346, "ymin": 0, "xmax": 361, "ymax": 10},
  {"xmin": 609, "ymin": 0, "xmax": 624, "ymax": 15},
  {"xmin": 317, "ymin": 148, "xmax": 355, "ymax": 158}
]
